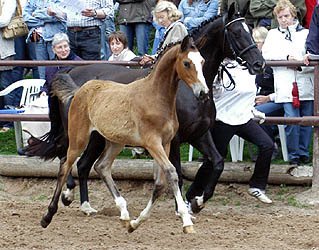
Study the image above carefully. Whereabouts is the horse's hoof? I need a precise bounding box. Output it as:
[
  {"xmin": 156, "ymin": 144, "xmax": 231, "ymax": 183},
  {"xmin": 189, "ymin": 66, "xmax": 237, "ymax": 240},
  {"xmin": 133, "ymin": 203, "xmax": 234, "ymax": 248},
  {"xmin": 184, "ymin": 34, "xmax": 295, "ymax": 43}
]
[
  {"xmin": 120, "ymin": 219, "xmax": 130, "ymax": 229},
  {"xmin": 127, "ymin": 224, "xmax": 136, "ymax": 233},
  {"xmin": 80, "ymin": 202, "xmax": 97, "ymax": 216},
  {"xmin": 191, "ymin": 198, "xmax": 205, "ymax": 214},
  {"xmin": 183, "ymin": 225, "xmax": 196, "ymax": 234},
  {"xmin": 40, "ymin": 216, "xmax": 51, "ymax": 228},
  {"xmin": 61, "ymin": 193, "xmax": 72, "ymax": 206}
]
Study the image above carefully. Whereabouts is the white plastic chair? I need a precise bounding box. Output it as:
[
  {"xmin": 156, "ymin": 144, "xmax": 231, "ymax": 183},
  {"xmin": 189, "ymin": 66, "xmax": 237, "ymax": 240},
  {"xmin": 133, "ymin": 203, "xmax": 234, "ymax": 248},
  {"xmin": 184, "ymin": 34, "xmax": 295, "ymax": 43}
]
[
  {"xmin": 0, "ymin": 79, "xmax": 46, "ymax": 150},
  {"xmin": 229, "ymin": 124, "xmax": 288, "ymax": 162}
]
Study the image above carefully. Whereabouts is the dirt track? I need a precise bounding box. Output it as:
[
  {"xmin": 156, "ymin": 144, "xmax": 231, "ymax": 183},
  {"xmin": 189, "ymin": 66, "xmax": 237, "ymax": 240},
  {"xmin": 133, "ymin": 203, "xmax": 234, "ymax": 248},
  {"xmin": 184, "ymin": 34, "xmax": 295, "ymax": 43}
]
[{"xmin": 0, "ymin": 176, "xmax": 319, "ymax": 250}]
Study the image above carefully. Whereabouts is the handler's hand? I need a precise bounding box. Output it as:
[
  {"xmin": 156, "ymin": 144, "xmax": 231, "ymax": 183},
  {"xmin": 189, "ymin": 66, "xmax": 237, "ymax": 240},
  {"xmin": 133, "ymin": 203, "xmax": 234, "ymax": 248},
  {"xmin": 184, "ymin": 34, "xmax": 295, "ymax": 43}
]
[
  {"xmin": 139, "ymin": 54, "xmax": 155, "ymax": 66},
  {"xmin": 304, "ymin": 54, "xmax": 310, "ymax": 66}
]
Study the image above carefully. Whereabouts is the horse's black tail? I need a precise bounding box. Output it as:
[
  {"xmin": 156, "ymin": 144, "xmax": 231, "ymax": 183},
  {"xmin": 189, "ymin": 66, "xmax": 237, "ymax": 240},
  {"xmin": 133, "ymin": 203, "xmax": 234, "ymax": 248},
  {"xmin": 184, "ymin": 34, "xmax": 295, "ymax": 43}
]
[{"xmin": 24, "ymin": 73, "xmax": 79, "ymax": 161}]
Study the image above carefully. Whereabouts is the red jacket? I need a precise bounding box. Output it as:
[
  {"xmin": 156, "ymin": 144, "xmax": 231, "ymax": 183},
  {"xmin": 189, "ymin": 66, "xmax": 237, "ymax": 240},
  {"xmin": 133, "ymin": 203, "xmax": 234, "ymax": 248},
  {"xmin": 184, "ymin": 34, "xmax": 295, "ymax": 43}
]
[{"xmin": 305, "ymin": 0, "xmax": 318, "ymax": 28}]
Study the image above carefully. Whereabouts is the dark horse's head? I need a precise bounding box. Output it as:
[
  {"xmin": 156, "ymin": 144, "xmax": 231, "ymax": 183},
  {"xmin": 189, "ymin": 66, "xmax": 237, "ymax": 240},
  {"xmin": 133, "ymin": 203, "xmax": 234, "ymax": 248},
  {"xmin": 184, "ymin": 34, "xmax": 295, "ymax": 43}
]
[{"xmin": 191, "ymin": 2, "xmax": 265, "ymax": 87}]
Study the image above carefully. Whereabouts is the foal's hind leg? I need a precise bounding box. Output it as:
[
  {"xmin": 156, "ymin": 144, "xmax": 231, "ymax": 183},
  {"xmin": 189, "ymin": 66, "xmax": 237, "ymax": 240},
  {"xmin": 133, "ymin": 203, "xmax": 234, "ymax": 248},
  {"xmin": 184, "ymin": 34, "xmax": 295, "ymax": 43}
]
[
  {"xmin": 41, "ymin": 118, "xmax": 92, "ymax": 228},
  {"xmin": 93, "ymin": 141, "xmax": 130, "ymax": 226},
  {"xmin": 130, "ymin": 141, "xmax": 194, "ymax": 233}
]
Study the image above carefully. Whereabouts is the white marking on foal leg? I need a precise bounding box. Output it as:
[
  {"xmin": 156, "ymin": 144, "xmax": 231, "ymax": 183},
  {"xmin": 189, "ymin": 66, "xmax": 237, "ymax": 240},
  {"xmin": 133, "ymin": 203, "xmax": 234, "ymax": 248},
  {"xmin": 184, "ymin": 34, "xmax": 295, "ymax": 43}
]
[
  {"xmin": 115, "ymin": 196, "xmax": 130, "ymax": 221},
  {"xmin": 175, "ymin": 189, "xmax": 193, "ymax": 228},
  {"xmin": 130, "ymin": 199, "xmax": 153, "ymax": 230},
  {"xmin": 62, "ymin": 188, "xmax": 74, "ymax": 203},
  {"xmin": 80, "ymin": 201, "xmax": 97, "ymax": 216}
]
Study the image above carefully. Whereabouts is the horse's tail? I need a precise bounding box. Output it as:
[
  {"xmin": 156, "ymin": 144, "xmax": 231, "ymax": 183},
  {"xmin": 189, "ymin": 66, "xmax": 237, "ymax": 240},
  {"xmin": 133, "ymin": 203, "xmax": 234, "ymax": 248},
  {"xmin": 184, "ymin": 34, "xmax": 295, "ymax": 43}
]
[
  {"xmin": 24, "ymin": 73, "xmax": 79, "ymax": 161},
  {"xmin": 51, "ymin": 73, "xmax": 79, "ymax": 105}
]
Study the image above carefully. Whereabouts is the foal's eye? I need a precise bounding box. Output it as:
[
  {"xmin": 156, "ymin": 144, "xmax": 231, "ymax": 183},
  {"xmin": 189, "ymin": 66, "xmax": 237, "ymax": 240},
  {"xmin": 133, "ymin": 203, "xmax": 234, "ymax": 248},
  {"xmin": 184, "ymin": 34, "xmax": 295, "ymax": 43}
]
[{"xmin": 183, "ymin": 61, "xmax": 190, "ymax": 68}]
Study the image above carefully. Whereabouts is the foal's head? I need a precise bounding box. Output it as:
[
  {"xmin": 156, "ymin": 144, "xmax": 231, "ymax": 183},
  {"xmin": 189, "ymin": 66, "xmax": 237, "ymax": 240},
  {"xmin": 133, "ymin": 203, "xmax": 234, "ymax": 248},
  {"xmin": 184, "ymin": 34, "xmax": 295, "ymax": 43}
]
[{"xmin": 175, "ymin": 36, "xmax": 209, "ymax": 100}]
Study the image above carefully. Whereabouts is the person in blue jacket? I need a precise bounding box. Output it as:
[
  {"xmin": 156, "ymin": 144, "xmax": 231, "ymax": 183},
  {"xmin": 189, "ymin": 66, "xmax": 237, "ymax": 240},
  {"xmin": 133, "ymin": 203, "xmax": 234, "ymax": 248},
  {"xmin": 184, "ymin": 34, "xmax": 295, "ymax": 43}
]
[
  {"xmin": 23, "ymin": 0, "xmax": 67, "ymax": 80},
  {"xmin": 178, "ymin": 0, "xmax": 218, "ymax": 32}
]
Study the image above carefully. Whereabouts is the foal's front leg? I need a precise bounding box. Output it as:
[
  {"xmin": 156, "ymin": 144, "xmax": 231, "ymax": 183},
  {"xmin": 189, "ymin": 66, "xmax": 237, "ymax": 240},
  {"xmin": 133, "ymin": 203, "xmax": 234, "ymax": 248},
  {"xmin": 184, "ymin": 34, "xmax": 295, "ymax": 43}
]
[
  {"xmin": 93, "ymin": 141, "xmax": 130, "ymax": 226},
  {"xmin": 130, "ymin": 142, "xmax": 194, "ymax": 233}
]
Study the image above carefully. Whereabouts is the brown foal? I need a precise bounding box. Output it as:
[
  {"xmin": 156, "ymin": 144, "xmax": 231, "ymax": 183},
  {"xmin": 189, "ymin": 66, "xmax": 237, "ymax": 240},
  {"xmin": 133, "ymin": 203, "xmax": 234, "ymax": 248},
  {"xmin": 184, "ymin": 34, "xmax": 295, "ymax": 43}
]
[{"xmin": 41, "ymin": 36, "xmax": 208, "ymax": 233}]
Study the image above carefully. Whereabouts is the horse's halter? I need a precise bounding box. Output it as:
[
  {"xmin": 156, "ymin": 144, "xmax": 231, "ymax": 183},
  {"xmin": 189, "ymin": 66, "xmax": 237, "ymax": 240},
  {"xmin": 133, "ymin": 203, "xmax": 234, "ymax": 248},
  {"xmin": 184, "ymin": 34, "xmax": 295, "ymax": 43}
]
[{"xmin": 223, "ymin": 15, "xmax": 257, "ymax": 66}]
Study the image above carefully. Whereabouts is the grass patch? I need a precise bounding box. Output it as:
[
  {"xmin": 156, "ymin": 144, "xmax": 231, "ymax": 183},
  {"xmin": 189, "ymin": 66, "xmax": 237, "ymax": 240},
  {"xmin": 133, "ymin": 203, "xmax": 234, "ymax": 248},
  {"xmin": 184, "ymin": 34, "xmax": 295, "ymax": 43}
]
[{"xmin": 0, "ymin": 129, "xmax": 17, "ymax": 154}]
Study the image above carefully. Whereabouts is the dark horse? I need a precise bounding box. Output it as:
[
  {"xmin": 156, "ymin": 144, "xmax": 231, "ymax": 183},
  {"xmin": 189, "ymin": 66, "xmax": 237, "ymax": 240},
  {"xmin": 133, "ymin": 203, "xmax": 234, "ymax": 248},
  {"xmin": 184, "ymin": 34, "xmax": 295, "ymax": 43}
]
[{"xmin": 27, "ymin": 4, "xmax": 265, "ymax": 218}]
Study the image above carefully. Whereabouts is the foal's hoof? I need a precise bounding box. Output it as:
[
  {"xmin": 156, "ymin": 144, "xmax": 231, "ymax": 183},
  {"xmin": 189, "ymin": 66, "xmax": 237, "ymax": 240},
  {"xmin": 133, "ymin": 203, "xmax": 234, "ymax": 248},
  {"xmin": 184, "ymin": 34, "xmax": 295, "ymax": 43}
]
[
  {"xmin": 40, "ymin": 216, "xmax": 51, "ymax": 228},
  {"xmin": 126, "ymin": 220, "xmax": 138, "ymax": 233},
  {"xmin": 61, "ymin": 193, "xmax": 73, "ymax": 207},
  {"xmin": 191, "ymin": 198, "xmax": 205, "ymax": 214},
  {"xmin": 120, "ymin": 219, "xmax": 130, "ymax": 229},
  {"xmin": 183, "ymin": 225, "xmax": 196, "ymax": 234}
]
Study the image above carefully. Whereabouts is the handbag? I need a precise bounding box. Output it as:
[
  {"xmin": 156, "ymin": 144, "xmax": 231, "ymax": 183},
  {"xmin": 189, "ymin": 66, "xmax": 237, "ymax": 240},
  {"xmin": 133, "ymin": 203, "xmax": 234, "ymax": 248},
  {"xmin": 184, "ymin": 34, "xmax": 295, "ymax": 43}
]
[
  {"xmin": 292, "ymin": 71, "xmax": 300, "ymax": 108},
  {"xmin": 1, "ymin": 0, "xmax": 29, "ymax": 39}
]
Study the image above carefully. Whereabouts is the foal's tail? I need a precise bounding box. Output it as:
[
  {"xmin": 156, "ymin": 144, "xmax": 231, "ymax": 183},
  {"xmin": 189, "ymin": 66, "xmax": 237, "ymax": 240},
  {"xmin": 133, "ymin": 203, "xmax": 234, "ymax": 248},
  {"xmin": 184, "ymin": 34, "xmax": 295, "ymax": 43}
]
[{"xmin": 24, "ymin": 74, "xmax": 79, "ymax": 161}]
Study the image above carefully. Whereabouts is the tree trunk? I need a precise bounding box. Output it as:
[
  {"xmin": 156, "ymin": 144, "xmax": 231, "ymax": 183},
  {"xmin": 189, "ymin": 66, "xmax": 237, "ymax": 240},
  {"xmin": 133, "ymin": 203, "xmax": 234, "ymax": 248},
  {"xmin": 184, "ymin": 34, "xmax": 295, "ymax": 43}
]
[{"xmin": 0, "ymin": 155, "xmax": 313, "ymax": 185}]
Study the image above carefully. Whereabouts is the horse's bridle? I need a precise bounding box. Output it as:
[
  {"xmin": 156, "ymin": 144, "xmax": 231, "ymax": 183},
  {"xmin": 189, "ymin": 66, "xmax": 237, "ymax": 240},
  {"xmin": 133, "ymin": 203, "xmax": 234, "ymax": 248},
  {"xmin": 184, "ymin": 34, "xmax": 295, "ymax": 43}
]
[{"xmin": 223, "ymin": 15, "xmax": 257, "ymax": 66}]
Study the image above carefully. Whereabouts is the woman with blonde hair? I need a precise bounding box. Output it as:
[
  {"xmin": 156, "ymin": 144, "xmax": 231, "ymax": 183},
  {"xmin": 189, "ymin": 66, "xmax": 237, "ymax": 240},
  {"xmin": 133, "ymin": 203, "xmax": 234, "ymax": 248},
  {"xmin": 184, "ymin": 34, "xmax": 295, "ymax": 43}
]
[
  {"xmin": 262, "ymin": 0, "xmax": 314, "ymax": 165},
  {"xmin": 140, "ymin": 1, "xmax": 188, "ymax": 65}
]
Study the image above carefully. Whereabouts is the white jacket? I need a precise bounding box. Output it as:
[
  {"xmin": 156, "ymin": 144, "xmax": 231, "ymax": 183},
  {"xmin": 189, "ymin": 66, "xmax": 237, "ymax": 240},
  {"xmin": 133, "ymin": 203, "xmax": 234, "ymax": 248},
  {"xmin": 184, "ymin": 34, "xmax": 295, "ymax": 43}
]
[
  {"xmin": 0, "ymin": 0, "xmax": 16, "ymax": 59},
  {"xmin": 262, "ymin": 21, "xmax": 314, "ymax": 103},
  {"xmin": 213, "ymin": 61, "xmax": 257, "ymax": 125},
  {"xmin": 108, "ymin": 48, "xmax": 136, "ymax": 62}
]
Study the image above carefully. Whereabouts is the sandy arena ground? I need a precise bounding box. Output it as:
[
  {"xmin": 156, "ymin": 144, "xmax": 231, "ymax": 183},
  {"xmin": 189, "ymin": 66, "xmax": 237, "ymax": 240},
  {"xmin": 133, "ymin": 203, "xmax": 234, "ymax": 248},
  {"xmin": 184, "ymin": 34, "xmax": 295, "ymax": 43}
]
[{"xmin": 0, "ymin": 175, "xmax": 319, "ymax": 250}]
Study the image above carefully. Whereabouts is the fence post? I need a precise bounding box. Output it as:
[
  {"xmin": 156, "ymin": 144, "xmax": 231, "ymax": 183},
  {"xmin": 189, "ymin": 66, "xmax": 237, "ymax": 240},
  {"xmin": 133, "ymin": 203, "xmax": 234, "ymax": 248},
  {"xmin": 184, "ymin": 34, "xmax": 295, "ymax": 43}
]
[{"xmin": 312, "ymin": 64, "xmax": 319, "ymax": 190}]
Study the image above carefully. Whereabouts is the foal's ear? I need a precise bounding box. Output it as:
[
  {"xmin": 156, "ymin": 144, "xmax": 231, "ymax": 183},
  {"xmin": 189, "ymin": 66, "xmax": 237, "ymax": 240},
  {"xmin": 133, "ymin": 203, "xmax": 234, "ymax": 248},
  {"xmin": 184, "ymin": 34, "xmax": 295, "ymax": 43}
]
[{"xmin": 181, "ymin": 36, "xmax": 195, "ymax": 52}]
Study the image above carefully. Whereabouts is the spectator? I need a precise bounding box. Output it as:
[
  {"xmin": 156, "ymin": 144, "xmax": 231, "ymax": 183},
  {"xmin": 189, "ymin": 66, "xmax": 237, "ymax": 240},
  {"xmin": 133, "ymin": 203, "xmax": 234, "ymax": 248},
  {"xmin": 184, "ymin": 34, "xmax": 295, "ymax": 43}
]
[
  {"xmin": 12, "ymin": 0, "xmax": 39, "ymax": 84},
  {"xmin": 117, "ymin": 0, "xmax": 156, "ymax": 56},
  {"xmin": 140, "ymin": 0, "xmax": 188, "ymax": 65},
  {"xmin": 178, "ymin": 0, "xmax": 218, "ymax": 32},
  {"xmin": 220, "ymin": 0, "xmax": 256, "ymax": 28},
  {"xmin": 262, "ymin": 0, "xmax": 314, "ymax": 165},
  {"xmin": 18, "ymin": 32, "xmax": 81, "ymax": 155},
  {"xmin": 249, "ymin": 0, "xmax": 306, "ymax": 29},
  {"xmin": 23, "ymin": 0, "xmax": 67, "ymax": 80},
  {"xmin": 100, "ymin": 16, "xmax": 116, "ymax": 60},
  {"xmin": 253, "ymin": 26, "xmax": 283, "ymax": 160},
  {"xmin": 40, "ymin": 33, "xmax": 82, "ymax": 96},
  {"xmin": 100, "ymin": 0, "xmax": 117, "ymax": 60},
  {"xmin": 209, "ymin": 59, "xmax": 274, "ymax": 204},
  {"xmin": 108, "ymin": 31, "xmax": 136, "ymax": 61},
  {"xmin": 0, "ymin": 0, "xmax": 17, "ymax": 132},
  {"xmin": 152, "ymin": 18, "xmax": 166, "ymax": 55},
  {"xmin": 47, "ymin": 0, "xmax": 114, "ymax": 60},
  {"xmin": 304, "ymin": 3, "xmax": 319, "ymax": 65}
]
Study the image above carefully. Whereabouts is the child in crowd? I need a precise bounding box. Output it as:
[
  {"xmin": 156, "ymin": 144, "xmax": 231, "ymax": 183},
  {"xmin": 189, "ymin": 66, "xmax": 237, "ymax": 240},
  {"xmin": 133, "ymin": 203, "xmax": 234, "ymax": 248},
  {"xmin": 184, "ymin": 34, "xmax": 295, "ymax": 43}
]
[{"xmin": 108, "ymin": 31, "xmax": 137, "ymax": 62}]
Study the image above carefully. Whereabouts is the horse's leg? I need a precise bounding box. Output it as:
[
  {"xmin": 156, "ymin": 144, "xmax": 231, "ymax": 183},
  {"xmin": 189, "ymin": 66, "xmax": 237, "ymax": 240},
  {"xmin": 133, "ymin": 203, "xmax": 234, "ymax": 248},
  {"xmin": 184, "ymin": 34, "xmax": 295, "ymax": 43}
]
[
  {"xmin": 131, "ymin": 141, "xmax": 194, "ymax": 234},
  {"xmin": 186, "ymin": 130, "xmax": 224, "ymax": 213},
  {"xmin": 77, "ymin": 131, "xmax": 106, "ymax": 215},
  {"xmin": 93, "ymin": 141, "xmax": 130, "ymax": 226},
  {"xmin": 61, "ymin": 172, "xmax": 76, "ymax": 206},
  {"xmin": 168, "ymin": 136, "xmax": 186, "ymax": 215},
  {"xmin": 169, "ymin": 136, "xmax": 183, "ymax": 192},
  {"xmin": 41, "ymin": 117, "xmax": 91, "ymax": 228}
]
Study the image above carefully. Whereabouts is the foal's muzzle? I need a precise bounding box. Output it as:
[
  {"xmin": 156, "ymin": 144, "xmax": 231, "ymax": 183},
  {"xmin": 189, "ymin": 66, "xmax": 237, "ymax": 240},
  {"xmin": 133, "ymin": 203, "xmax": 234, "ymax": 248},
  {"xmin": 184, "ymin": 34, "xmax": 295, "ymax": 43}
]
[{"xmin": 192, "ymin": 82, "xmax": 209, "ymax": 101}]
